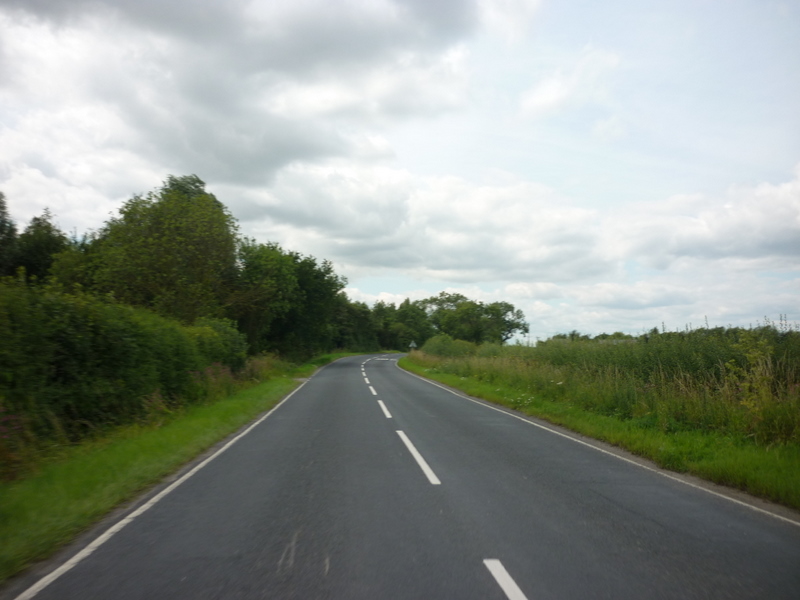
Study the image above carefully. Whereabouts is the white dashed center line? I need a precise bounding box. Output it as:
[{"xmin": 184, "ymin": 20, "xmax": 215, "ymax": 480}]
[
  {"xmin": 368, "ymin": 385, "xmax": 377, "ymax": 396},
  {"xmin": 395, "ymin": 430, "xmax": 441, "ymax": 485},
  {"xmin": 377, "ymin": 400, "xmax": 392, "ymax": 419},
  {"xmin": 483, "ymin": 559, "xmax": 528, "ymax": 600}
]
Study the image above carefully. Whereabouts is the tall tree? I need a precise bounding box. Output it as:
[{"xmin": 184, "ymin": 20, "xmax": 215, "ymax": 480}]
[
  {"xmin": 48, "ymin": 232, "xmax": 99, "ymax": 289},
  {"xmin": 15, "ymin": 208, "xmax": 68, "ymax": 280},
  {"xmin": 269, "ymin": 253, "xmax": 346, "ymax": 359},
  {"xmin": 420, "ymin": 292, "xmax": 527, "ymax": 344},
  {"xmin": 394, "ymin": 298, "xmax": 435, "ymax": 347},
  {"xmin": 483, "ymin": 301, "xmax": 529, "ymax": 343},
  {"xmin": 332, "ymin": 296, "xmax": 379, "ymax": 351},
  {"xmin": 92, "ymin": 175, "xmax": 238, "ymax": 323},
  {"xmin": 0, "ymin": 192, "xmax": 17, "ymax": 276},
  {"xmin": 229, "ymin": 239, "xmax": 298, "ymax": 354}
]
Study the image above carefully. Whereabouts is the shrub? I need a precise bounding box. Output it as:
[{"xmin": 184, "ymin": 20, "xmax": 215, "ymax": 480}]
[
  {"xmin": 0, "ymin": 279, "xmax": 251, "ymax": 447},
  {"xmin": 421, "ymin": 334, "xmax": 477, "ymax": 357}
]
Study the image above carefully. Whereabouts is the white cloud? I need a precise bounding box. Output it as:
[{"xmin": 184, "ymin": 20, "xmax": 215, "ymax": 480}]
[
  {"xmin": 233, "ymin": 161, "xmax": 800, "ymax": 336},
  {"xmin": 0, "ymin": 0, "xmax": 476, "ymax": 200},
  {"xmin": 265, "ymin": 45, "xmax": 470, "ymax": 120},
  {"xmin": 519, "ymin": 46, "xmax": 620, "ymax": 117},
  {"xmin": 235, "ymin": 161, "xmax": 800, "ymax": 288},
  {"xmin": 612, "ymin": 167, "xmax": 800, "ymax": 270},
  {"xmin": 478, "ymin": 0, "xmax": 541, "ymax": 42}
]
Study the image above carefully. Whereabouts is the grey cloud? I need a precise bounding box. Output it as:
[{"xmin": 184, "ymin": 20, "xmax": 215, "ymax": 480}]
[
  {"xmin": 1, "ymin": 0, "xmax": 479, "ymax": 188},
  {"xmin": 3, "ymin": 0, "xmax": 477, "ymax": 71},
  {"xmin": 623, "ymin": 184, "xmax": 800, "ymax": 270}
]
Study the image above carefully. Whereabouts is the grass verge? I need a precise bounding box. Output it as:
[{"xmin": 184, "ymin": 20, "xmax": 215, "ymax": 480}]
[
  {"xmin": 399, "ymin": 357, "xmax": 800, "ymax": 511},
  {"xmin": 0, "ymin": 352, "xmax": 357, "ymax": 584}
]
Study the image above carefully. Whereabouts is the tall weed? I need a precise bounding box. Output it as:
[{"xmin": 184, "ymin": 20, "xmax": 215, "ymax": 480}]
[{"xmin": 413, "ymin": 324, "xmax": 800, "ymax": 446}]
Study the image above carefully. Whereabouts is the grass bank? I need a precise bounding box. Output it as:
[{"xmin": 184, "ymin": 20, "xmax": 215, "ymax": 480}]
[
  {"xmin": 399, "ymin": 355, "xmax": 800, "ymax": 511},
  {"xmin": 0, "ymin": 352, "xmax": 356, "ymax": 584}
]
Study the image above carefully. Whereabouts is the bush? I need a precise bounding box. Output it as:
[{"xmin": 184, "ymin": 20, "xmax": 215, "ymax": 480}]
[
  {"xmin": 0, "ymin": 279, "xmax": 249, "ymax": 446},
  {"xmin": 187, "ymin": 318, "xmax": 248, "ymax": 372},
  {"xmin": 421, "ymin": 334, "xmax": 477, "ymax": 357}
]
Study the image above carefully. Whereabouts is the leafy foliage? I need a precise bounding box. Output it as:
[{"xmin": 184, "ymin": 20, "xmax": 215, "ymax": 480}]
[
  {"xmin": 229, "ymin": 239, "xmax": 298, "ymax": 354},
  {"xmin": 13, "ymin": 209, "xmax": 68, "ymax": 280},
  {"xmin": 0, "ymin": 193, "xmax": 17, "ymax": 277},
  {"xmin": 92, "ymin": 175, "xmax": 238, "ymax": 323},
  {"xmin": 268, "ymin": 253, "xmax": 346, "ymax": 359},
  {"xmin": 420, "ymin": 292, "xmax": 528, "ymax": 343},
  {"xmin": 0, "ymin": 279, "xmax": 248, "ymax": 446}
]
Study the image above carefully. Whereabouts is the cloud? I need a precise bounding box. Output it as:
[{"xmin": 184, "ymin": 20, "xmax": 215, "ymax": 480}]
[
  {"xmin": 1, "ymin": 0, "xmax": 796, "ymax": 337},
  {"xmin": 236, "ymin": 164, "xmax": 612, "ymax": 284},
  {"xmin": 228, "ymin": 161, "xmax": 800, "ymax": 339},
  {"xmin": 478, "ymin": 0, "xmax": 541, "ymax": 42},
  {"xmin": 613, "ymin": 167, "xmax": 800, "ymax": 270},
  {"xmin": 519, "ymin": 46, "xmax": 620, "ymax": 117},
  {"xmin": 0, "ymin": 0, "xmax": 478, "ymax": 201}
]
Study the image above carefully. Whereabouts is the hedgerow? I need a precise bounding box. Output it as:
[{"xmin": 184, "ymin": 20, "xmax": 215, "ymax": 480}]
[{"xmin": 0, "ymin": 278, "xmax": 247, "ymax": 458}]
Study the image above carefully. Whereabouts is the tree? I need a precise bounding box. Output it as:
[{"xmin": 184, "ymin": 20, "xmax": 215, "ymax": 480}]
[
  {"xmin": 483, "ymin": 301, "xmax": 529, "ymax": 343},
  {"xmin": 0, "ymin": 192, "xmax": 17, "ymax": 276},
  {"xmin": 92, "ymin": 175, "xmax": 238, "ymax": 323},
  {"xmin": 332, "ymin": 296, "xmax": 379, "ymax": 351},
  {"xmin": 15, "ymin": 208, "xmax": 69, "ymax": 280},
  {"xmin": 49, "ymin": 232, "xmax": 101, "ymax": 289},
  {"xmin": 394, "ymin": 298, "xmax": 435, "ymax": 348},
  {"xmin": 268, "ymin": 253, "xmax": 346, "ymax": 359},
  {"xmin": 229, "ymin": 239, "xmax": 298, "ymax": 354},
  {"xmin": 419, "ymin": 292, "xmax": 527, "ymax": 344}
]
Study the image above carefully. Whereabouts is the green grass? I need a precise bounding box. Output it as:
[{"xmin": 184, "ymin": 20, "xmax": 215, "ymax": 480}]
[
  {"xmin": 399, "ymin": 357, "xmax": 800, "ymax": 511},
  {"xmin": 0, "ymin": 352, "xmax": 361, "ymax": 583}
]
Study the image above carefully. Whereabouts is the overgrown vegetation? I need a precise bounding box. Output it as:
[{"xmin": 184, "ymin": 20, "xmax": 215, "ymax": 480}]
[
  {"xmin": 408, "ymin": 323, "xmax": 800, "ymax": 507},
  {"xmin": 418, "ymin": 323, "xmax": 800, "ymax": 445}
]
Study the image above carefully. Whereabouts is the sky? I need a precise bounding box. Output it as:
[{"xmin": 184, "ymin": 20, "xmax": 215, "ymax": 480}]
[{"xmin": 1, "ymin": 0, "xmax": 798, "ymax": 340}]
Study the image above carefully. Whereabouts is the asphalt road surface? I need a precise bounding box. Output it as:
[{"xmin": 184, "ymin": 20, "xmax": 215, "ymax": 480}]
[{"xmin": 7, "ymin": 354, "xmax": 800, "ymax": 599}]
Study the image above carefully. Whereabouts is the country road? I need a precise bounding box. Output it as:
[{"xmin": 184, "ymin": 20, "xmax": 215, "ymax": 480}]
[{"xmin": 6, "ymin": 354, "xmax": 800, "ymax": 599}]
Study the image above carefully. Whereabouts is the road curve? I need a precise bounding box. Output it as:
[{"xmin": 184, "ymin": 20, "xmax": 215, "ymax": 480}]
[{"xmin": 6, "ymin": 354, "xmax": 800, "ymax": 599}]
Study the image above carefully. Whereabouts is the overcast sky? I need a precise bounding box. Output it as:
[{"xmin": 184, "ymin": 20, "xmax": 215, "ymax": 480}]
[{"xmin": 1, "ymin": 0, "xmax": 798, "ymax": 339}]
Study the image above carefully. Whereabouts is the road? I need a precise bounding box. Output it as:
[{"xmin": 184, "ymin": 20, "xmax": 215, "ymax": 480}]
[{"xmin": 7, "ymin": 354, "xmax": 800, "ymax": 599}]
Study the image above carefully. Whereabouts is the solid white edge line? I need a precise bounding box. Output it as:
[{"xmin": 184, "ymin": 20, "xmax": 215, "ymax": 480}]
[
  {"xmin": 13, "ymin": 379, "xmax": 313, "ymax": 600},
  {"xmin": 369, "ymin": 385, "xmax": 377, "ymax": 396},
  {"xmin": 396, "ymin": 361, "xmax": 800, "ymax": 528},
  {"xmin": 396, "ymin": 430, "xmax": 441, "ymax": 485},
  {"xmin": 484, "ymin": 559, "xmax": 528, "ymax": 600},
  {"xmin": 377, "ymin": 400, "xmax": 392, "ymax": 419}
]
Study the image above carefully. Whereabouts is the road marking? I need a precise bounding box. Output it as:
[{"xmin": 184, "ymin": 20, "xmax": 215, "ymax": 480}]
[
  {"xmin": 484, "ymin": 559, "xmax": 528, "ymax": 600},
  {"xmin": 396, "ymin": 430, "xmax": 441, "ymax": 485},
  {"xmin": 377, "ymin": 400, "xmax": 392, "ymax": 419},
  {"xmin": 13, "ymin": 380, "xmax": 313, "ymax": 600},
  {"xmin": 369, "ymin": 385, "xmax": 377, "ymax": 395},
  {"xmin": 364, "ymin": 377, "xmax": 370, "ymax": 384},
  {"xmin": 397, "ymin": 363, "xmax": 800, "ymax": 528}
]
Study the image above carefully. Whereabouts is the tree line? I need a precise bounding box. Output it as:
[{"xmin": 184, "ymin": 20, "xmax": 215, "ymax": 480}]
[{"xmin": 0, "ymin": 176, "xmax": 528, "ymax": 359}]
